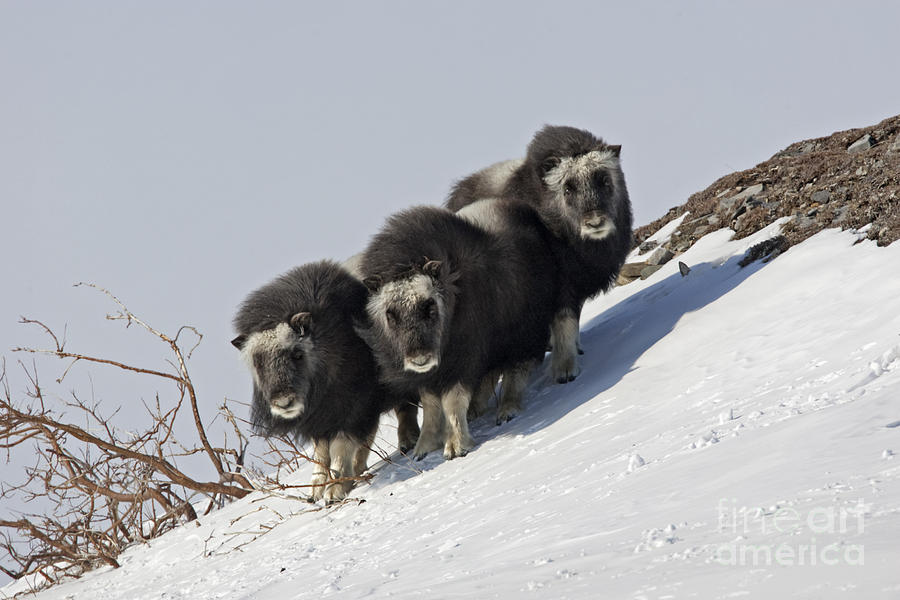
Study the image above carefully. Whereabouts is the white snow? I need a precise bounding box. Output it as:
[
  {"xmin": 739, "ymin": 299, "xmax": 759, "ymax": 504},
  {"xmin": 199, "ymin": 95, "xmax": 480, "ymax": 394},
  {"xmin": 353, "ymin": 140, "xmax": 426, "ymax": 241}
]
[{"xmin": 4, "ymin": 224, "xmax": 900, "ymax": 599}]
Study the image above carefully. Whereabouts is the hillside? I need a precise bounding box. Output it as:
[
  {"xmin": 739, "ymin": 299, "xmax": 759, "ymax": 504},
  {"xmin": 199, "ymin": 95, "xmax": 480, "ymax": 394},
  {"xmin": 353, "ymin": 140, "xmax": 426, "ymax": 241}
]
[
  {"xmin": 632, "ymin": 114, "xmax": 900, "ymax": 267},
  {"xmin": 4, "ymin": 119, "xmax": 900, "ymax": 599}
]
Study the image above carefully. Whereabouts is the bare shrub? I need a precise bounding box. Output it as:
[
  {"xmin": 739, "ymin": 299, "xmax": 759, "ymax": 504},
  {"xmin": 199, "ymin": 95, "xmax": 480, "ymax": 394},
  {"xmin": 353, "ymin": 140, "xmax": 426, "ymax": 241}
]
[{"xmin": 0, "ymin": 284, "xmax": 255, "ymax": 588}]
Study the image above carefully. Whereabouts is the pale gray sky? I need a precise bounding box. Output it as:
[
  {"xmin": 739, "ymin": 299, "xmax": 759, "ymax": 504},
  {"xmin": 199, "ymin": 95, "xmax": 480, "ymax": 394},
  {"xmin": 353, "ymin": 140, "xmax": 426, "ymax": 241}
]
[{"xmin": 1, "ymin": 1, "xmax": 898, "ymax": 557}]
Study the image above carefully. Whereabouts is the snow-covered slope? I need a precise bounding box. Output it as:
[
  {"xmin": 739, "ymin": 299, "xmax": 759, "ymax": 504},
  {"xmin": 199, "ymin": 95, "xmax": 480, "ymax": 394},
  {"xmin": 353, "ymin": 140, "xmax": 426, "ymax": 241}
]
[{"xmin": 5, "ymin": 223, "xmax": 900, "ymax": 599}]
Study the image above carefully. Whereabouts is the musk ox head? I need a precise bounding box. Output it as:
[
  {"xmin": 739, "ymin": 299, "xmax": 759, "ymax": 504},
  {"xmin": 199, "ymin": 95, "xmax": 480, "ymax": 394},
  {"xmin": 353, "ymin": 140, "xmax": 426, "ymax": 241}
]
[
  {"xmin": 231, "ymin": 311, "xmax": 321, "ymax": 423},
  {"xmin": 528, "ymin": 125, "xmax": 629, "ymax": 242},
  {"xmin": 363, "ymin": 260, "xmax": 451, "ymax": 375}
]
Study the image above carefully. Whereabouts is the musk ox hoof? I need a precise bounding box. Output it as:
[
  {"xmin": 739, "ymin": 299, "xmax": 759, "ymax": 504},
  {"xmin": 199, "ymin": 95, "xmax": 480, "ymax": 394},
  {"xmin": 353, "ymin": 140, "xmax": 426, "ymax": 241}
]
[
  {"xmin": 323, "ymin": 482, "xmax": 350, "ymax": 505},
  {"xmin": 495, "ymin": 405, "xmax": 520, "ymax": 426},
  {"xmin": 308, "ymin": 473, "xmax": 328, "ymax": 502},
  {"xmin": 552, "ymin": 360, "xmax": 581, "ymax": 384},
  {"xmin": 443, "ymin": 434, "xmax": 475, "ymax": 460},
  {"xmin": 411, "ymin": 435, "xmax": 442, "ymax": 461},
  {"xmin": 397, "ymin": 429, "xmax": 420, "ymax": 455},
  {"xmin": 578, "ymin": 348, "xmax": 585, "ymax": 356}
]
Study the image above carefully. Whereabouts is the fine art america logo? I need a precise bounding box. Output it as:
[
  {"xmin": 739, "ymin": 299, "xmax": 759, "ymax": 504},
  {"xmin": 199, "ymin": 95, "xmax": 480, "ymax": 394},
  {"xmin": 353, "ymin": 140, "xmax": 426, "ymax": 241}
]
[{"xmin": 715, "ymin": 498, "xmax": 866, "ymax": 566}]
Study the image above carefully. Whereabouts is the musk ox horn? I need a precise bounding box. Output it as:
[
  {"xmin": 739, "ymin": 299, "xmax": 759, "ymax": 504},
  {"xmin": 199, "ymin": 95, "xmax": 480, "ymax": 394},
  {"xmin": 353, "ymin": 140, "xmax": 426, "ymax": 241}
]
[
  {"xmin": 422, "ymin": 260, "xmax": 442, "ymax": 277},
  {"xmin": 362, "ymin": 275, "xmax": 382, "ymax": 292},
  {"xmin": 290, "ymin": 311, "xmax": 311, "ymax": 334}
]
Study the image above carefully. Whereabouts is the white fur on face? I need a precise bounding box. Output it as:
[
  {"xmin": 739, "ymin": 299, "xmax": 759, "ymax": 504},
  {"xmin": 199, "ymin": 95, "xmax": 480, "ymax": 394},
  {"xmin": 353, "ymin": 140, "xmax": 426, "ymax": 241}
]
[
  {"xmin": 239, "ymin": 322, "xmax": 314, "ymax": 419},
  {"xmin": 239, "ymin": 322, "xmax": 296, "ymax": 385},
  {"xmin": 367, "ymin": 273, "xmax": 446, "ymax": 369},
  {"xmin": 580, "ymin": 217, "xmax": 617, "ymax": 241},
  {"xmin": 404, "ymin": 355, "xmax": 439, "ymax": 373},
  {"xmin": 543, "ymin": 150, "xmax": 623, "ymax": 238},
  {"xmin": 270, "ymin": 398, "xmax": 304, "ymax": 420},
  {"xmin": 543, "ymin": 150, "xmax": 619, "ymax": 190}
]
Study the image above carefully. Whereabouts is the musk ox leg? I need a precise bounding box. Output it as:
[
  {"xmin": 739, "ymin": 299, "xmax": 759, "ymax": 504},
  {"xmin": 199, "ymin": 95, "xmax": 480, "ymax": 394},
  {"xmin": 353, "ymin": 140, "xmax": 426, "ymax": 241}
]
[
  {"xmin": 468, "ymin": 371, "xmax": 499, "ymax": 421},
  {"xmin": 441, "ymin": 383, "xmax": 475, "ymax": 460},
  {"xmin": 576, "ymin": 301, "xmax": 585, "ymax": 355},
  {"xmin": 309, "ymin": 437, "xmax": 331, "ymax": 502},
  {"xmin": 550, "ymin": 308, "xmax": 581, "ymax": 384},
  {"xmin": 496, "ymin": 361, "xmax": 535, "ymax": 425},
  {"xmin": 395, "ymin": 402, "xmax": 420, "ymax": 454},
  {"xmin": 412, "ymin": 390, "xmax": 445, "ymax": 460},
  {"xmin": 352, "ymin": 428, "xmax": 376, "ymax": 477},
  {"xmin": 323, "ymin": 433, "xmax": 361, "ymax": 505}
]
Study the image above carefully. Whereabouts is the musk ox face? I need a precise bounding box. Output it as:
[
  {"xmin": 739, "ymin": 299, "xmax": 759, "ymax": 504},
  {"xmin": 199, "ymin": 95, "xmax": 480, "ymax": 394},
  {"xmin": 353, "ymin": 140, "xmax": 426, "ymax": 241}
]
[
  {"xmin": 540, "ymin": 147, "xmax": 626, "ymax": 242},
  {"xmin": 366, "ymin": 263, "xmax": 447, "ymax": 374},
  {"xmin": 231, "ymin": 312, "xmax": 320, "ymax": 421}
]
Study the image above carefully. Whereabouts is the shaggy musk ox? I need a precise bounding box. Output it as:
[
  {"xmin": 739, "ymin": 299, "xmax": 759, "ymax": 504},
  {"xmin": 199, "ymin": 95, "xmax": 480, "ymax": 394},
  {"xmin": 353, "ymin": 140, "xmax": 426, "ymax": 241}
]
[
  {"xmin": 358, "ymin": 205, "xmax": 559, "ymax": 460},
  {"xmin": 231, "ymin": 260, "xmax": 418, "ymax": 503},
  {"xmin": 447, "ymin": 125, "xmax": 633, "ymax": 383}
]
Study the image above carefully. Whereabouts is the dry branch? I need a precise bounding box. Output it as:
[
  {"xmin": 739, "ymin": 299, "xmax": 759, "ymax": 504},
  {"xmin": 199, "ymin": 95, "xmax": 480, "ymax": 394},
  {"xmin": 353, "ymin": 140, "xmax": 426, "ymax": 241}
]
[{"xmin": 0, "ymin": 286, "xmax": 257, "ymax": 588}]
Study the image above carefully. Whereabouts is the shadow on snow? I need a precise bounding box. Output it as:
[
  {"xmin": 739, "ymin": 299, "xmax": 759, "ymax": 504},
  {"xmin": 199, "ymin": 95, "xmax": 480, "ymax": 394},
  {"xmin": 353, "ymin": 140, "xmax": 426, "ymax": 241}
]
[{"xmin": 367, "ymin": 254, "xmax": 769, "ymax": 488}]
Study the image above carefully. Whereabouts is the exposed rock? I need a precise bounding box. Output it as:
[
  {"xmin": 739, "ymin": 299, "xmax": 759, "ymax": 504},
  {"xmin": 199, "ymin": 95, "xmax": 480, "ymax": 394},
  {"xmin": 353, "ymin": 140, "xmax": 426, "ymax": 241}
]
[
  {"xmin": 619, "ymin": 262, "xmax": 648, "ymax": 279},
  {"xmin": 646, "ymin": 246, "xmax": 675, "ymax": 266},
  {"xmin": 638, "ymin": 240, "xmax": 658, "ymax": 254},
  {"xmin": 738, "ymin": 236, "xmax": 789, "ymax": 267},
  {"xmin": 811, "ymin": 190, "xmax": 831, "ymax": 204},
  {"xmin": 616, "ymin": 272, "xmax": 637, "ymax": 286},
  {"xmin": 890, "ymin": 134, "xmax": 900, "ymax": 154},
  {"xmin": 640, "ymin": 264, "xmax": 663, "ymax": 280},
  {"xmin": 633, "ymin": 114, "xmax": 900, "ymax": 253},
  {"xmin": 848, "ymin": 134, "xmax": 873, "ymax": 154},
  {"xmin": 720, "ymin": 184, "xmax": 764, "ymax": 212},
  {"xmin": 678, "ymin": 262, "xmax": 691, "ymax": 277}
]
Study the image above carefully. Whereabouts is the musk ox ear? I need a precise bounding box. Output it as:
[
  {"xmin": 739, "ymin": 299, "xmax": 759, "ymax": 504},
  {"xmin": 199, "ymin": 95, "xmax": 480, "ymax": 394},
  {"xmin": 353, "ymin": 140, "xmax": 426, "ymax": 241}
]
[
  {"xmin": 290, "ymin": 312, "xmax": 312, "ymax": 335},
  {"xmin": 539, "ymin": 156, "xmax": 561, "ymax": 177},
  {"xmin": 607, "ymin": 144, "xmax": 622, "ymax": 157},
  {"xmin": 422, "ymin": 260, "xmax": 442, "ymax": 278},
  {"xmin": 362, "ymin": 275, "xmax": 382, "ymax": 292},
  {"xmin": 231, "ymin": 334, "xmax": 247, "ymax": 350}
]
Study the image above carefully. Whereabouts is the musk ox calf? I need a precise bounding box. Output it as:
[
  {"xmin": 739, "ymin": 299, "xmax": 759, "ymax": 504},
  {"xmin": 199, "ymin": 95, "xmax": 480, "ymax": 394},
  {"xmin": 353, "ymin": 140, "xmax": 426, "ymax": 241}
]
[
  {"xmin": 358, "ymin": 205, "xmax": 559, "ymax": 459},
  {"xmin": 231, "ymin": 260, "xmax": 417, "ymax": 503},
  {"xmin": 447, "ymin": 125, "xmax": 633, "ymax": 384}
]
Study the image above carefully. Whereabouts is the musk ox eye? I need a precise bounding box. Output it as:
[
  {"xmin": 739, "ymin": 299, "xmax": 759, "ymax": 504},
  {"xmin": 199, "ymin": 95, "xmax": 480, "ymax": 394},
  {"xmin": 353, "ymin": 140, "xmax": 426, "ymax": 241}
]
[
  {"xmin": 595, "ymin": 172, "xmax": 611, "ymax": 188},
  {"xmin": 420, "ymin": 298, "xmax": 437, "ymax": 319},
  {"xmin": 386, "ymin": 308, "xmax": 400, "ymax": 326},
  {"xmin": 564, "ymin": 181, "xmax": 576, "ymax": 196}
]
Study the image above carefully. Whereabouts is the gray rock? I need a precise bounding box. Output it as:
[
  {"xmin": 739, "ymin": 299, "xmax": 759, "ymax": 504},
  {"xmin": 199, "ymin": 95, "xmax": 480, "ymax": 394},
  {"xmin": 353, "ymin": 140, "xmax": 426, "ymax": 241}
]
[
  {"xmin": 831, "ymin": 205, "xmax": 849, "ymax": 225},
  {"xmin": 811, "ymin": 190, "xmax": 831, "ymax": 204},
  {"xmin": 646, "ymin": 246, "xmax": 675, "ymax": 266},
  {"xmin": 890, "ymin": 134, "xmax": 900, "ymax": 154},
  {"xmin": 731, "ymin": 183, "xmax": 765, "ymax": 202},
  {"xmin": 720, "ymin": 183, "xmax": 765, "ymax": 213},
  {"xmin": 678, "ymin": 262, "xmax": 691, "ymax": 277},
  {"xmin": 640, "ymin": 265, "xmax": 663, "ymax": 280},
  {"xmin": 848, "ymin": 134, "xmax": 873, "ymax": 154},
  {"xmin": 707, "ymin": 214, "xmax": 721, "ymax": 227},
  {"xmin": 619, "ymin": 262, "xmax": 648, "ymax": 278},
  {"xmin": 638, "ymin": 240, "xmax": 658, "ymax": 254}
]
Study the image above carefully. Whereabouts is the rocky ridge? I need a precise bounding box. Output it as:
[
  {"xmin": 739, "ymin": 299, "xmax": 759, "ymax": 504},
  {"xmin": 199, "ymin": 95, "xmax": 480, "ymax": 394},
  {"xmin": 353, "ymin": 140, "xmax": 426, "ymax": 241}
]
[{"xmin": 621, "ymin": 114, "xmax": 900, "ymax": 283}]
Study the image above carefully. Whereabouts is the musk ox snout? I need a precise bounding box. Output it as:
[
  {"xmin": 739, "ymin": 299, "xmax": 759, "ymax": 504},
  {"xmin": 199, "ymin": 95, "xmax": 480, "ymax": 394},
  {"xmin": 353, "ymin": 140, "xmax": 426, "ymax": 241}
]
[
  {"xmin": 580, "ymin": 210, "xmax": 616, "ymax": 241},
  {"xmin": 269, "ymin": 394, "xmax": 305, "ymax": 419},
  {"xmin": 403, "ymin": 353, "xmax": 439, "ymax": 373}
]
